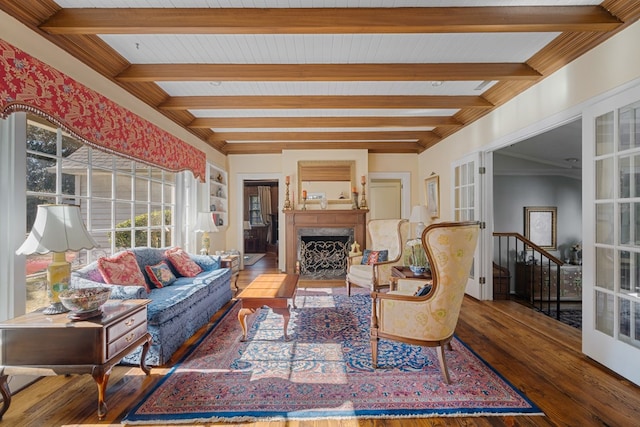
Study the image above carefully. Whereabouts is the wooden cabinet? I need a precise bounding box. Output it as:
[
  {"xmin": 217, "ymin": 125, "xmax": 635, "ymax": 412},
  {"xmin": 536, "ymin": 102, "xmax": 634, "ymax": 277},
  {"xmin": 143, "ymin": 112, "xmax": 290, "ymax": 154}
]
[
  {"xmin": 0, "ymin": 300, "xmax": 151, "ymax": 420},
  {"xmin": 515, "ymin": 262, "xmax": 582, "ymax": 303}
]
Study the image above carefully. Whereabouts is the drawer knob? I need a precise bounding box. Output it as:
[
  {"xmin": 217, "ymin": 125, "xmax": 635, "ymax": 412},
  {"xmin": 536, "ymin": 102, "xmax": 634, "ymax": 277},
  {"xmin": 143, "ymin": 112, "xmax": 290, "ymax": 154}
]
[
  {"xmin": 125, "ymin": 332, "xmax": 135, "ymax": 342},
  {"xmin": 125, "ymin": 318, "xmax": 135, "ymax": 327}
]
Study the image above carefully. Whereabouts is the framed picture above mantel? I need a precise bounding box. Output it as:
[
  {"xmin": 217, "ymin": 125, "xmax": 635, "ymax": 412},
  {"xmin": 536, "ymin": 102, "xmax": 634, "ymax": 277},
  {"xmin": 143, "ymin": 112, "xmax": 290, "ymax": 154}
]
[{"xmin": 524, "ymin": 206, "xmax": 557, "ymax": 250}]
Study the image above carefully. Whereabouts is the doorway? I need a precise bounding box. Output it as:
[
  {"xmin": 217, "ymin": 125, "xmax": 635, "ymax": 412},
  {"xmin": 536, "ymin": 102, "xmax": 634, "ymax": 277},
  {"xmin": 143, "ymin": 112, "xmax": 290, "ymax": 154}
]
[
  {"xmin": 242, "ymin": 179, "xmax": 279, "ymax": 257},
  {"xmin": 492, "ymin": 118, "xmax": 583, "ymax": 325}
]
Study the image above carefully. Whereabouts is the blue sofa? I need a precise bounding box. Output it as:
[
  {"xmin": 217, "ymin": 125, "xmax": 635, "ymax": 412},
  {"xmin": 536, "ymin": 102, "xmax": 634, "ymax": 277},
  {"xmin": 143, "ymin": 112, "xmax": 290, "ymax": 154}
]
[{"xmin": 71, "ymin": 247, "xmax": 233, "ymax": 366}]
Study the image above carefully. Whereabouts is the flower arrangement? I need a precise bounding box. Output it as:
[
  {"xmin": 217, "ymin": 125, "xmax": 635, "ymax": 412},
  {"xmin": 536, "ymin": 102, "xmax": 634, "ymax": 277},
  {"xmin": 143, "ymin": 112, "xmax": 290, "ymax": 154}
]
[{"xmin": 406, "ymin": 239, "xmax": 428, "ymax": 268}]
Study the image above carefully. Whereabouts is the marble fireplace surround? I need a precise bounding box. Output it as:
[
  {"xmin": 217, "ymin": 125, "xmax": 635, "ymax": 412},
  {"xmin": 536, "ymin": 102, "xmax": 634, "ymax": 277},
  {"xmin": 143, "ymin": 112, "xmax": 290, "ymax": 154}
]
[{"xmin": 284, "ymin": 210, "xmax": 368, "ymax": 276}]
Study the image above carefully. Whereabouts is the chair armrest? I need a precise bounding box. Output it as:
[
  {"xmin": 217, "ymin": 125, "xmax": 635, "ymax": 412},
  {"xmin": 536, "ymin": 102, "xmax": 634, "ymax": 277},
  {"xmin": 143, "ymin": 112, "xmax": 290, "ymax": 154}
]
[{"xmin": 347, "ymin": 254, "xmax": 363, "ymax": 267}]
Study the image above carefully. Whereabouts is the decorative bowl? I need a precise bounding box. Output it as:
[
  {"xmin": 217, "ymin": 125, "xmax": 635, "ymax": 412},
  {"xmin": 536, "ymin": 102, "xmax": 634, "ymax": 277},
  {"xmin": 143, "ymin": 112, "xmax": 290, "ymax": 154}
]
[
  {"xmin": 409, "ymin": 265, "xmax": 427, "ymax": 275},
  {"xmin": 59, "ymin": 287, "xmax": 111, "ymax": 313}
]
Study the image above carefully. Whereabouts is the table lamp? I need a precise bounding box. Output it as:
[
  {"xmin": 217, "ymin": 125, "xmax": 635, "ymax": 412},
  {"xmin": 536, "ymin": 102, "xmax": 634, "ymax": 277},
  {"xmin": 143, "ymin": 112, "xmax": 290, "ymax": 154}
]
[
  {"xmin": 195, "ymin": 212, "xmax": 219, "ymax": 255},
  {"xmin": 16, "ymin": 204, "xmax": 98, "ymax": 314},
  {"xmin": 409, "ymin": 205, "xmax": 429, "ymax": 238}
]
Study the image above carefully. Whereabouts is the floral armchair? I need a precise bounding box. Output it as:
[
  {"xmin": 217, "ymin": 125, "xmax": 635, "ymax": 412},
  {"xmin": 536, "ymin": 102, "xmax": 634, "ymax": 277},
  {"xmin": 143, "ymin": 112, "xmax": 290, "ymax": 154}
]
[
  {"xmin": 370, "ymin": 221, "xmax": 480, "ymax": 383},
  {"xmin": 345, "ymin": 219, "xmax": 409, "ymax": 296}
]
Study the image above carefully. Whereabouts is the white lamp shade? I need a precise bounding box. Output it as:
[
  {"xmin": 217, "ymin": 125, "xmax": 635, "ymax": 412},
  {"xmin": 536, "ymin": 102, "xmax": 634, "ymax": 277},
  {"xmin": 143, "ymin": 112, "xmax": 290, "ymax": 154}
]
[
  {"xmin": 409, "ymin": 205, "xmax": 429, "ymax": 223},
  {"xmin": 243, "ymin": 220, "xmax": 252, "ymax": 231},
  {"xmin": 16, "ymin": 204, "xmax": 98, "ymax": 255},
  {"xmin": 195, "ymin": 212, "xmax": 218, "ymax": 233}
]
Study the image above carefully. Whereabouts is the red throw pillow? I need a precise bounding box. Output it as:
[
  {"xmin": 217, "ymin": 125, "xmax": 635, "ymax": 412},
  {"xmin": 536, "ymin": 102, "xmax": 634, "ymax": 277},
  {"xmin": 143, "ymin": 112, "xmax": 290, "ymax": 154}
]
[
  {"xmin": 97, "ymin": 251, "xmax": 149, "ymax": 292},
  {"xmin": 165, "ymin": 247, "xmax": 203, "ymax": 277}
]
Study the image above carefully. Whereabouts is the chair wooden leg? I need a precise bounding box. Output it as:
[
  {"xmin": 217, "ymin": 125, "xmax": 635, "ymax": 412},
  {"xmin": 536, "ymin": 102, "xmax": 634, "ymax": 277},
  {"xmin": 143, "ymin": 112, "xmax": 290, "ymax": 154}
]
[
  {"xmin": 436, "ymin": 345, "xmax": 451, "ymax": 384},
  {"xmin": 371, "ymin": 337, "xmax": 378, "ymax": 368},
  {"xmin": 346, "ymin": 279, "xmax": 351, "ymax": 296}
]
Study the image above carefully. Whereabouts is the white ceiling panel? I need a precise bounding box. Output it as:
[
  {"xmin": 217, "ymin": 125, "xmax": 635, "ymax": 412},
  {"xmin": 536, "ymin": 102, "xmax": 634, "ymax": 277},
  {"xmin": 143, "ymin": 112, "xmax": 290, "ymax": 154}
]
[
  {"xmin": 212, "ymin": 126, "xmax": 436, "ymax": 132},
  {"xmin": 157, "ymin": 81, "xmax": 497, "ymax": 96},
  {"xmin": 190, "ymin": 109, "xmax": 460, "ymax": 117},
  {"xmin": 102, "ymin": 33, "xmax": 558, "ymax": 64}
]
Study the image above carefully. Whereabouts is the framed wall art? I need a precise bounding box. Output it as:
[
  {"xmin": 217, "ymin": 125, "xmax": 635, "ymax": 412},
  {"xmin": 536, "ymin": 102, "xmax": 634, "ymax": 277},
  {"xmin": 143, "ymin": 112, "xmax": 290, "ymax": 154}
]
[
  {"xmin": 524, "ymin": 206, "xmax": 557, "ymax": 250},
  {"xmin": 425, "ymin": 175, "xmax": 440, "ymax": 218}
]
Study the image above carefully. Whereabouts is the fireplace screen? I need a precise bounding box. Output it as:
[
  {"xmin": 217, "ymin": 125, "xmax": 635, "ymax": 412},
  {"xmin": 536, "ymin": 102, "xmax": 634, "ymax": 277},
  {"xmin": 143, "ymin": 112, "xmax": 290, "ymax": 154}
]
[{"xmin": 300, "ymin": 235, "xmax": 351, "ymax": 279}]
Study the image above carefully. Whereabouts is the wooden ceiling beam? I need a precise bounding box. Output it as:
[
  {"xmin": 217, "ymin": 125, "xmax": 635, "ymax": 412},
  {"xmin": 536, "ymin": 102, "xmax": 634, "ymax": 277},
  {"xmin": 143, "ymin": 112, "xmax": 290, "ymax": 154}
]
[
  {"xmin": 160, "ymin": 95, "xmax": 492, "ymax": 110},
  {"xmin": 189, "ymin": 116, "xmax": 462, "ymax": 129},
  {"xmin": 117, "ymin": 63, "xmax": 540, "ymax": 82},
  {"xmin": 40, "ymin": 7, "xmax": 621, "ymax": 35}
]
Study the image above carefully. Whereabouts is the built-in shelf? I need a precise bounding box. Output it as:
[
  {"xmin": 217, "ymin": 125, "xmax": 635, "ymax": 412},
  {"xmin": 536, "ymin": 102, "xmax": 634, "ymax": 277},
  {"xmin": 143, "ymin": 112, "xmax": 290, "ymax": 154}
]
[{"xmin": 207, "ymin": 163, "xmax": 228, "ymax": 227}]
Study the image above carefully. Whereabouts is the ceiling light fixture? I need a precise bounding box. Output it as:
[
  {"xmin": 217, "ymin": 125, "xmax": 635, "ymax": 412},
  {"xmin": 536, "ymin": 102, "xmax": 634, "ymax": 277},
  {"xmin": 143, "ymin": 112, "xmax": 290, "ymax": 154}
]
[
  {"xmin": 564, "ymin": 157, "xmax": 579, "ymax": 163},
  {"xmin": 431, "ymin": 81, "xmax": 443, "ymax": 87},
  {"xmin": 474, "ymin": 80, "xmax": 492, "ymax": 91}
]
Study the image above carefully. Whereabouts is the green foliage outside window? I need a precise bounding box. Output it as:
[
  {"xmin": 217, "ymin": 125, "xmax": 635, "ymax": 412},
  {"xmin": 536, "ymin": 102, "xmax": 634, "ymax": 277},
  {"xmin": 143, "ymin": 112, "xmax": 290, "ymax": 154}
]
[{"xmin": 113, "ymin": 209, "xmax": 172, "ymax": 248}]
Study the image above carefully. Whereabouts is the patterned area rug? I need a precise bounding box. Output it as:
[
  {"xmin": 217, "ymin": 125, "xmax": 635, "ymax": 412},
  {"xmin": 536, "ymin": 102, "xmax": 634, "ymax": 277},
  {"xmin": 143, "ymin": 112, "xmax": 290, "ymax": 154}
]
[
  {"xmin": 124, "ymin": 288, "xmax": 543, "ymax": 424},
  {"xmin": 243, "ymin": 253, "xmax": 265, "ymax": 266}
]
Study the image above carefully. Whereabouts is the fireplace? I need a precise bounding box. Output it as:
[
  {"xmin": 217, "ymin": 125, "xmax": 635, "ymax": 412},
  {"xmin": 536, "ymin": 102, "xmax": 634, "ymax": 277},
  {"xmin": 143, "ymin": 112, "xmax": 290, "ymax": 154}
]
[
  {"xmin": 298, "ymin": 229, "xmax": 353, "ymax": 279},
  {"xmin": 284, "ymin": 210, "xmax": 368, "ymax": 277}
]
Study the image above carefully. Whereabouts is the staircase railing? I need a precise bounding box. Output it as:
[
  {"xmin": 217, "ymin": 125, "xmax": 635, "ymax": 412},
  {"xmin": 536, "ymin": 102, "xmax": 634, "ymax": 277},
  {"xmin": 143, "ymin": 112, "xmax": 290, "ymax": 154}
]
[{"xmin": 493, "ymin": 232, "xmax": 564, "ymax": 319}]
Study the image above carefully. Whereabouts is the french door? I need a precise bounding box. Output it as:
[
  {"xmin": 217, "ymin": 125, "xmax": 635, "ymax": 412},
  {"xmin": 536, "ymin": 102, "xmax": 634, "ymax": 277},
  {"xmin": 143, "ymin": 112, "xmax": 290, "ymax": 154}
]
[
  {"xmin": 583, "ymin": 85, "xmax": 640, "ymax": 386},
  {"xmin": 452, "ymin": 152, "xmax": 486, "ymax": 299}
]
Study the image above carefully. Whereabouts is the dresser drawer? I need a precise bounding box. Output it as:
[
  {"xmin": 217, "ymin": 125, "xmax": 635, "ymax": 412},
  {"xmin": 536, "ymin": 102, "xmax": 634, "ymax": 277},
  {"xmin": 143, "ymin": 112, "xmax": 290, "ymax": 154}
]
[
  {"xmin": 106, "ymin": 307, "xmax": 147, "ymax": 343},
  {"xmin": 107, "ymin": 322, "xmax": 148, "ymax": 358}
]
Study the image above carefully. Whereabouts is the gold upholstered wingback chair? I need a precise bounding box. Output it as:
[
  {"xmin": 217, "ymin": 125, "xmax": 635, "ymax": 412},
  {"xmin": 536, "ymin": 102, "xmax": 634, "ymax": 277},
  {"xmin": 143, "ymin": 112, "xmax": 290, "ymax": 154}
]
[
  {"xmin": 370, "ymin": 221, "xmax": 480, "ymax": 384},
  {"xmin": 346, "ymin": 219, "xmax": 409, "ymax": 296}
]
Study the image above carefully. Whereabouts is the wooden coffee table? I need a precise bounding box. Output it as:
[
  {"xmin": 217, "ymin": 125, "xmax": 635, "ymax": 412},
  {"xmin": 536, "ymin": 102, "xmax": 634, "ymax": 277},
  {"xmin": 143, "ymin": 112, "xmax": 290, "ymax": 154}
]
[{"xmin": 236, "ymin": 273, "xmax": 299, "ymax": 341}]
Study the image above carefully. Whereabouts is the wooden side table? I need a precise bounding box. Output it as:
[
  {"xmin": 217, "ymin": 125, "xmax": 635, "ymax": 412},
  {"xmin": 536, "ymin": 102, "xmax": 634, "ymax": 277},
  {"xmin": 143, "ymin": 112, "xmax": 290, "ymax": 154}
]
[
  {"xmin": 221, "ymin": 253, "xmax": 240, "ymax": 292},
  {"xmin": 0, "ymin": 299, "xmax": 152, "ymax": 421},
  {"xmin": 390, "ymin": 266, "xmax": 432, "ymax": 291}
]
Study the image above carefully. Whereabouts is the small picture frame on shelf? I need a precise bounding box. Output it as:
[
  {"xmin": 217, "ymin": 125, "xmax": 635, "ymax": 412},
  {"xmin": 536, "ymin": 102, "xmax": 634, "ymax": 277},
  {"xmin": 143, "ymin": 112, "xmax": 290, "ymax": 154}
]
[{"xmin": 210, "ymin": 204, "xmax": 216, "ymax": 211}]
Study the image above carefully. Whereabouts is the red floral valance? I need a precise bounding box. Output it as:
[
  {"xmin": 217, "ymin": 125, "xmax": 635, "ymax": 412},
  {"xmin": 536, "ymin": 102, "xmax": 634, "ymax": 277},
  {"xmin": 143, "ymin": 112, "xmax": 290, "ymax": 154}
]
[{"xmin": 0, "ymin": 40, "xmax": 205, "ymax": 181}]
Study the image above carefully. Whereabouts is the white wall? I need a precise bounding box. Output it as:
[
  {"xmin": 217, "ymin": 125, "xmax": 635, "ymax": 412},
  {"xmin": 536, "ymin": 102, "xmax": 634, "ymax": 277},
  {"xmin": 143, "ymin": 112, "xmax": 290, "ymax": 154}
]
[{"xmin": 493, "ymin": 175, "xmax": 582, "ymax": 260}]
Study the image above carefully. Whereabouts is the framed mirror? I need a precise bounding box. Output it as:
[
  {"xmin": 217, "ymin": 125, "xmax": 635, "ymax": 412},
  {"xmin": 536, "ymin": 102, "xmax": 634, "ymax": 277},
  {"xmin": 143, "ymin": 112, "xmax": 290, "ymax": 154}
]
[{"xmin": 298, "ymin": 160, "xmax": 355, "ymax": 204}]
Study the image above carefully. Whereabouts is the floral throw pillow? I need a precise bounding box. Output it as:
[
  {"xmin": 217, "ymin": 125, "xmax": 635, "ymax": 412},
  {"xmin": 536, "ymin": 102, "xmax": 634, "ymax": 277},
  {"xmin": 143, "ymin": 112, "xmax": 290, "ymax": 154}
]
[
  {"xmin": 165, "ymin": 247, "xmax": 203, "ymax": 277},
  {"xmin": 361, "ymin": 249, "xmax": 389, "ymax": 265},
  {"xmin": 145, "ymin": 261, "xmax": 177, "ymax": 288},
  {"xmin": 97, "ymin": 251, "xmax": 149, "ymax": 291}
]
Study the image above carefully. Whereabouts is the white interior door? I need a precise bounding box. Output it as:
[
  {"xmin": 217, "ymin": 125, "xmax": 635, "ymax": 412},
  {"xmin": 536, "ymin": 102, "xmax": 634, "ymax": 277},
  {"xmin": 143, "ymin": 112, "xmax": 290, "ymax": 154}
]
[
  {"xmin": 369, "ymin": 179, "xmax": 402, "ymax": 219},
  {"xmin": 582, "ymin": 84, "xmax": 640, "ymax": 386},
  {"xmin": 452, "ymin": 153, "xmax": 485, "ymax": 299}
]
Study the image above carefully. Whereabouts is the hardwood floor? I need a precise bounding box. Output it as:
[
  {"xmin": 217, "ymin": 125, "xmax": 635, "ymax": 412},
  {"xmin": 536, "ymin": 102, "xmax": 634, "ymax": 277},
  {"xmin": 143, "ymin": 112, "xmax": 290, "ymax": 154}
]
[{"xmin": 4, "ymin": 253, "xmax": 640, "ymax": 426}]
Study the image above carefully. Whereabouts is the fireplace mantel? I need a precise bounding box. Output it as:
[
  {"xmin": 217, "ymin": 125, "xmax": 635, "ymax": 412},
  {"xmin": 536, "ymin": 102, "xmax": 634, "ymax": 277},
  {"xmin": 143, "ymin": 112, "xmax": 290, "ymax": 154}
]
[{"xmin": 284, "ymin": 209, "xmax": 368, "ymax": 275}]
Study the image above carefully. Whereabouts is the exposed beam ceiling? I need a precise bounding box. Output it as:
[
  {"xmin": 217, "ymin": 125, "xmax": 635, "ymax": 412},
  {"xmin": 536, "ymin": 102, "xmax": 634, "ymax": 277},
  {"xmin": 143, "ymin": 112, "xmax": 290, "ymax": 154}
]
[{"xmin": 1, "ymin": 1, "xmax": 639, "ymax": 155}]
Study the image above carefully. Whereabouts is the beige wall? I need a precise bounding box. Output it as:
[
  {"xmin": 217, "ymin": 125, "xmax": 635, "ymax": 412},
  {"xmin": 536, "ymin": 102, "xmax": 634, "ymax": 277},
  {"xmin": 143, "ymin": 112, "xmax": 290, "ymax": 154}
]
[{"xmin": 419, "ymin": 20, "xmax": 640, "ymax": 221}]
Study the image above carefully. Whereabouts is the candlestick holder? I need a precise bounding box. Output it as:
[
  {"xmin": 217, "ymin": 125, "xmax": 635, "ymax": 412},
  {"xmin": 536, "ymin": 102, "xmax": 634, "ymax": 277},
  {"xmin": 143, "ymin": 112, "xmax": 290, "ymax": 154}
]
[
  {"xmin": 283, "ymin": 181, "xmax": 292, "ymax": 210},
  {"xmin": 360, "ymin": 182, "xmax": 368, "ymax": 209},
  {"xmin": 302, "ymin": 195, "xmax": 307, "ymax": 210},
  {"xmin": 352, "ymin": 191, "xmax": 359, "ymax": 210}
]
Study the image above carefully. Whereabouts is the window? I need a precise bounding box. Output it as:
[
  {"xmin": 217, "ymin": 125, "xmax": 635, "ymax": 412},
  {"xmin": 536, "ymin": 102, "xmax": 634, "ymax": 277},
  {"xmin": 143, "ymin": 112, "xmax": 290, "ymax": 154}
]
[
  {"xmin": 249, "ymin": 195, "xmax": 262, "ymax": 225},
  {"xmin": 24, "ymin": 115, "xmax": 176, "ymax": 313}
]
